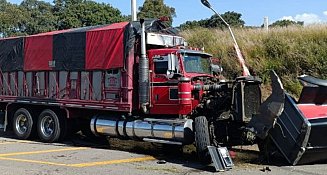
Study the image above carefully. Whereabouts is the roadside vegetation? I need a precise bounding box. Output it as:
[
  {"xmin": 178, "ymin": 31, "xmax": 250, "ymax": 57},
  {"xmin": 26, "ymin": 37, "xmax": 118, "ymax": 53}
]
[
  {"xmin": 182, "ymin": 25, "xmax": 327, "ymax": 96},
  {"xmin": 2, "ymin": 0, "xmax": 326, "ymax": 96}
]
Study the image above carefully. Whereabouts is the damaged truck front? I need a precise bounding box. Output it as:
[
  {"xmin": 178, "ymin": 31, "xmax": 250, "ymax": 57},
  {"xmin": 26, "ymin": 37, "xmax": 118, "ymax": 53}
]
[{"xmin": 200, "ymin": 0, "xmax": 327, "ymax": 166}]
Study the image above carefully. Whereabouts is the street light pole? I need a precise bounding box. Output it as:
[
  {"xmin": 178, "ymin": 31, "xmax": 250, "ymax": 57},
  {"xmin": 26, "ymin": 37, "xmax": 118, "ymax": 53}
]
[{"xmin": 201, "ymin": 0, "xmax": 250, "ymax": 76}]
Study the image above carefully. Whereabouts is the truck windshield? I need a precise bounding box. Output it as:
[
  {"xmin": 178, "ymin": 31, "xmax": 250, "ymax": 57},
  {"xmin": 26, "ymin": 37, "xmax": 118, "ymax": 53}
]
[{"xmin": 182, "ymin": 54, "xmax": 211, "ymax": 74}]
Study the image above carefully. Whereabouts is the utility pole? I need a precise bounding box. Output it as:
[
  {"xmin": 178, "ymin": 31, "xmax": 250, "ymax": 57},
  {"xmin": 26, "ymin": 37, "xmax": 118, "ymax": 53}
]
[{"xmin": 264, "ymin": 16, "xmax": 269, "ymax": 32}]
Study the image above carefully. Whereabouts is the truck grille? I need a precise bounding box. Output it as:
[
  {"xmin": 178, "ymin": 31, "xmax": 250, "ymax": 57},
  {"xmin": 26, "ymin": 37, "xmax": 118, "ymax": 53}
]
[
  {"xmin": 243, "ymin": 84, "xmax": 261, "ymax": 122},
  {"xmin": 234, "ymin": 82, "xmax": 261, "ymax": 123}
]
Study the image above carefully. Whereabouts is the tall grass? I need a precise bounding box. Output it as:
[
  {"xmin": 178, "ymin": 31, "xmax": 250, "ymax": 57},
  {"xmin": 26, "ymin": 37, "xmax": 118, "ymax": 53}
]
[{"xmin": 182, "ymin": 25, "xmax": 327, "ymax": 96}]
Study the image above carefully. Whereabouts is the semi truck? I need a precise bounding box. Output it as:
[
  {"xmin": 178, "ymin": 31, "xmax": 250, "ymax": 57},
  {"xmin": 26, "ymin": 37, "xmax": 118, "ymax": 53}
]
[
  {"xmin": 0, "ymin": 0, "xmax": 327, "ymax": 166},
  {"xmin": 0, "ymin": 16, "xmax": 262, "ymax": 163}
]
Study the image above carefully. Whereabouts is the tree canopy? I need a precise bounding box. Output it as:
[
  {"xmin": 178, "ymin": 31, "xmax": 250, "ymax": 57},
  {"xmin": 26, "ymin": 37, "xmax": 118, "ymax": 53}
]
[
  {"xmin": 0, "ymin": 0, "xmax": 27, "ymax": 37},
  {"xmin": 269, "ymin": 19, "xmax": 304, "ymax": 27},
  {"xmin": 54, "ymin": 0, "xmax": 127, "ymax": 30},
  {"xmin": 0, "ymin": 0, "xmax": 246, "ymax": 37},
  {"xmin": 138, "ymin": 0, "xmax": 176, "ymax": 24},
  {"xmin": 180, "ymin": 11, "xmax": 245, "ymax": 30},
  {"xmin": 20, "ymin": 0, "xmax": 57, "ymax": 34},
  {"xmin": 0, "ymin": 0, "xmax": 127, "ymax": 37}
]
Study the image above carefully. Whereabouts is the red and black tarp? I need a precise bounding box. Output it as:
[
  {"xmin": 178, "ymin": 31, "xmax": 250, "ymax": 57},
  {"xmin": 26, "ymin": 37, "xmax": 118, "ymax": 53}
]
[
  {"xmin": 86, "ymin": 22, "xmax": 127, "ymax": 70},
  {"xmin": 0, "ymin": 37, "xmax": 24, "ymax": 71},
  {"xmin": 0, "ymin": 20, "xmax": 178, "ymax": 72}
]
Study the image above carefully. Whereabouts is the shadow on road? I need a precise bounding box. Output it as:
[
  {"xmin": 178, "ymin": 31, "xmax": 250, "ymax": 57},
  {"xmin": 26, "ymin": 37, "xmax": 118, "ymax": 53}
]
[{"xmin": 0, "ymin": 130, "xmax": 292, "ymax": 172}]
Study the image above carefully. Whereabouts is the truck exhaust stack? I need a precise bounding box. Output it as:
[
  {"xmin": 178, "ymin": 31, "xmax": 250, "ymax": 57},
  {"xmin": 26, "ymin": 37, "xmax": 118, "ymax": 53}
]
[{"xmin": 139, "ymin": 19, "xmax": 150, "ymax": 113}]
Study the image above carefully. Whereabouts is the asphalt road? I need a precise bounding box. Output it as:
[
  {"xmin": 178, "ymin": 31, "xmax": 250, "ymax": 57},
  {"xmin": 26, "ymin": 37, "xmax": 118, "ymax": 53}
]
[{"xmin": 0, "ymin": 131, "xmax": 326, "ymax": 175}]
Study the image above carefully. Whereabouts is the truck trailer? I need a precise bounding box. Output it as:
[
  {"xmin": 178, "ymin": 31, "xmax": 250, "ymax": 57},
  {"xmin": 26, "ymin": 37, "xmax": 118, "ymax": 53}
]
[{"xmin": 0, "ymin": 18, "xmax": 263, "ymax": 163}]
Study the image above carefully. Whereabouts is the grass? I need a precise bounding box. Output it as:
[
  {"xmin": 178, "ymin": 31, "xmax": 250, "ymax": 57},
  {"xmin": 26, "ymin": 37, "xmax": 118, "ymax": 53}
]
[{"xmin": 181, "ymin": 25, "xmax": 327, "ymax": 96}]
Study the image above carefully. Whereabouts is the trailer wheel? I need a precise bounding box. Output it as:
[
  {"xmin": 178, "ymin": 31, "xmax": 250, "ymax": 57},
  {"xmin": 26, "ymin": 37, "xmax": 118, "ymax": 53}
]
[
  {"xmin": 195, "ymin": 116, "xmax": 211, "ymax": 164},
  {"xmin": 37, "ymin": 109, "xmax": 63, "ymax": 142},
  {"xmin": 12, "ymin": 108, "xmax": 34, "ymax": 139}
]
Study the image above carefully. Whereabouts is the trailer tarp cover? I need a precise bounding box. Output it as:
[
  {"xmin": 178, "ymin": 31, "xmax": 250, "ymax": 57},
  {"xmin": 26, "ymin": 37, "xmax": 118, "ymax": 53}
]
[
  {"xmin": 24, "ymin": 30, "xmax": 73, "ymax": 71},
  {"xmin": 0, "ymin": 20, "xmax": 178, "ymax": 72},
  {"xmin": 24, "ymin": 35, "xmax": 53, "ymax": 71},
  {"xmin": 86, "ymin": 22, "xmax": 128, "ymax": 70},
  {"xmin": 53, "ymin": 29, "xmax": 87, "ymax": 70},
  {"xmin": 0, "ymin": 38, "xmax": 24, "ymax": 71}
]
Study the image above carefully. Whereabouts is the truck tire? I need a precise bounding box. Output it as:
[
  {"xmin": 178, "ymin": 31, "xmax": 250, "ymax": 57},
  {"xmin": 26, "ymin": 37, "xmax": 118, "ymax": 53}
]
[
  {"xmin": 79, "ymin": 119, "xmax": 106, "ymax": 144},
  {"xmin": 80, "ymin": 119, "xmax": 97, "ymax": 139},
  {"xmin": 12, "ymin": 108, "xmax": 34, "ymax": 139},
  {"xmin": 195, "ymin": 116, "xmax": 211, "ymax": 164},
  {"xmin": 37, "ymin": 109, "xmax": 63, "ymax": 142}
]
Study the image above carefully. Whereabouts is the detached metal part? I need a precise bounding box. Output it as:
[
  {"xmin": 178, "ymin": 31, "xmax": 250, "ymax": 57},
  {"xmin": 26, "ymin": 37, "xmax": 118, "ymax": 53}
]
[
  {"xmin": 250, "ymin": 71, "xmax": 327, "ymax": 165},
  {"xmin": 208, "ymin": 146, "xmax": 234, "ymax": 172},
  {"xmin": 298, "ymin": 74, "xmax": 327, "ymax": 87},
  {"xmin": 267, "ymin": 74, "xmax": 327, "ymax": 165},
  {"xmin": 248, "ymin": 70, "xmax": 285, "ymax": 139}
]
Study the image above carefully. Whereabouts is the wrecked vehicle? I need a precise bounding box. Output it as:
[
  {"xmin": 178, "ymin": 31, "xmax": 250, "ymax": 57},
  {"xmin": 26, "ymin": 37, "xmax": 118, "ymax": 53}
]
[{"xmin": 0, "ymin": 0, "xmax": 325, "ymax": 170}]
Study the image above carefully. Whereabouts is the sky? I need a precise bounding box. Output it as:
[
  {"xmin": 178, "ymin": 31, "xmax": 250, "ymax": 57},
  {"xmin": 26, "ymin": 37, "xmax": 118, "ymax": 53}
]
[{"xmin": 9, "ymin": 0, "xmax": 327, "ymax": 27}]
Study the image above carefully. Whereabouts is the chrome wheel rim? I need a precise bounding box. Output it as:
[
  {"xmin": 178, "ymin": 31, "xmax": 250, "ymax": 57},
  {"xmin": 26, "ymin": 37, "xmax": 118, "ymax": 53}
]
[
  {"xmin": 15, "ymin": 114, "xmax": 28, "ymax": 134},
  {"xmin": 40, "ymin": 116, "xmax": 55, "ymax": 137}
]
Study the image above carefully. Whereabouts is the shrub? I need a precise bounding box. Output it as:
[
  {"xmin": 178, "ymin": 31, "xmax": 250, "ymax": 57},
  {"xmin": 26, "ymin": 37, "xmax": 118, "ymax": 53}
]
[{"xmin": 181, "ymin": 25, "xmax": 327, "ymax": 96}]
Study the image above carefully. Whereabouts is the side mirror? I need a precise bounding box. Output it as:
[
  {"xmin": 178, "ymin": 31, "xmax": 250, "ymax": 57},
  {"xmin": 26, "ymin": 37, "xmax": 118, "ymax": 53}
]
[
  {"xmin": 211, "ymin": 64, "xmax": 223, "ymax": 75},
  {"xmin": 167, "ymin": 54, "xmax": 179, "ymax": 78}
]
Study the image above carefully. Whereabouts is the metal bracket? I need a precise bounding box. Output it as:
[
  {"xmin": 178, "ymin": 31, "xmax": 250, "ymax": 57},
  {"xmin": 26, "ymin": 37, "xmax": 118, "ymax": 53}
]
[
  {"xmin": 247, "ymin": 70, "xmax": 285, "ymax": 139},
  {"xmin": 207, "ymin": 146, "xmax": 234, "ymax": 172}
]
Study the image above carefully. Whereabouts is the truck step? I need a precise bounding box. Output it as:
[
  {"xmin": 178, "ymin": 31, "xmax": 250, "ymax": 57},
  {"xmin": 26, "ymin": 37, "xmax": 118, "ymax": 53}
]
[
  {"xmin": 143, "ymin": 138, "xmax": 183, "ymax": 145},
  {"xmin": 143, "ymin": 118, "xmax": 186, "ymax": 124}
]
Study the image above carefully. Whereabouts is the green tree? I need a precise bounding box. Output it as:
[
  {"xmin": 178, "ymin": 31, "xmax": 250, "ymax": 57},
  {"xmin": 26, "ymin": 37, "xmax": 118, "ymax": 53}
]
[
  {"xmin": 138, "ymin": 0, "xmax": 176, "ymax": 24},
  {"xmin": 0, "ymin": 0, "xmax": 127, "ymax": 37},
  {"xmin": 0, "ymin": 0, "xmax": 27, "ymax": 37},
  {"xmin": 55, "ymin": 0, "xmax": 127, "ymax": 30},
  {"xmin": 270, "ymin": 19, "xmax": 304, "ymax": 27},
  {"xmin": 180, "ymin": 11, "xmax": 245, "ymax": 30},
  {"xmin": 20, "ymin": 0, "xmax": 57, "ymax": 35},
  {"xmin": 179, "ymin": 20, "xmax": 201, "ymax": 30},
  {"xmin": 207, "ymin": 11, "xmax": 245, "ymax": 28}
]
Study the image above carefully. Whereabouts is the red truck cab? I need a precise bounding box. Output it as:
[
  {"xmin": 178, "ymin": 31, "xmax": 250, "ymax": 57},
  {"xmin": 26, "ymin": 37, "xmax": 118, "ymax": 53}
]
[{"xmin": 148, "ymin": 48, "xmax": 214, "ymax": 115}]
